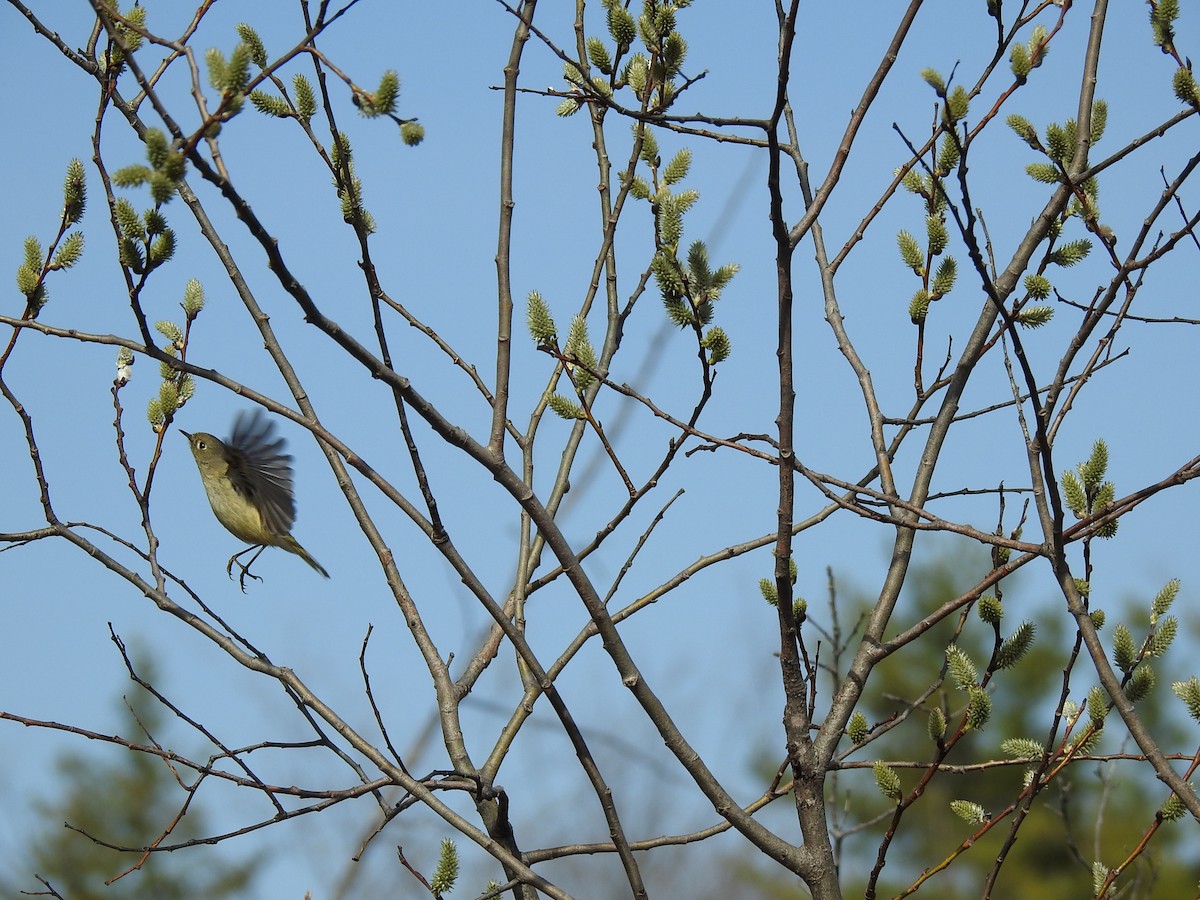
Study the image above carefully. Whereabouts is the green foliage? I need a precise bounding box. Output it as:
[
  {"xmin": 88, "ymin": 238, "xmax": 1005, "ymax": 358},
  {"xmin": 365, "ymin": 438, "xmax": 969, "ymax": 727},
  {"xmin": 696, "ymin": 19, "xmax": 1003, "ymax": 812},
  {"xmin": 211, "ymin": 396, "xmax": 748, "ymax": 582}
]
[
  {"xmin": 431, "ymin": 839, "xmax": 459, "ymax": 896},
  {"xmin": 901, "ymin": 168, "xmax": 925, "ymax": 195},
  {"xmin": 949, "ymin": 800, "xmax": 986, "ymax": 824},
  {"xmin": 564, "ymin": 315, "xmax": 598, "ymax": 389},
  {"xmin": 1006, "ymin": 114, "xmax": 1039, "ymax": 147},
  {"xmin": 205, "ymin": 47, "xmax": 227, "ymax": 91},
  {"xmin": 331, "ymin": 132, "xmax": 376, "ymax": 232},
  {"xmin": 652, "ymin": 234, "xmax": 738, "ymax": 334},
  {"xmin": 1023, "ymin": 273, "xmax": 1052, "ymax": 299},
  {"xmin": 657, "ymin": 198, "xmax": 683, "ymax": 246},
  {"xmin": 1090, "ymin": 99, "xmax": 1108, "ymax": 144},
  {"xmin": 1010, "ymin": 42, "xmax": 1031, "ymax": 81},
  {"xmin": 149, "ymin": 228, "xmax": 176, "ymax": 265},
  {"xmin": 701, "ymin": 326, "xmax": 731, "ymax": 364},
  {"xmin": 930, "ymin": 256, "xmax": 956, "ymax": 298},
  {"xmin": 158, "ymin": 379, "xmax": 180, "ymax": 415},
  {"xmin": 1173, "ymin": 66, "xmax": 1199, "ymax": 105},
  {"xmin": 1151, "ymin": 0, "xmax": 1179, "ymax": 50},
  {"xmin": 896, "ymin": 230, "xmax": 924, "ymax": 274},
  {"xmin": 1025, "ymin": 162, "xmax": 1061, "ymax": 184},
  {"xmin": 182, "ymin": 278, "xmax": 205, "ymax": 319},
  {"xmin": 1045, "ymin": 120, "xmax": 1073, "ymax": 164},
  {"xmin": 1061, "ymin": 439, "xmax": 1118, "ymax": 536},
  {"xmin": 1016, "ymin": 305, "xmax": 1052, "ymax": 328},
  {"xmin": 587, "ymin": 36, "xmax": 613, "ymax": 74},
  {"xmin": 945, "ymin": 85, "xmax": 969, "ymax": 124},
  {"xmin": 1080, "ymin": 439, "xmax": 1106, "ymax": 489},
  {"xmin": 293, "ymin": 73, "xmax": 316, "ymax": 119},
  {"xmin": 1001, "ymin": 737, "xmax": 1044, "ymax": 760},
  {"xmin": 926, "ymin": 215, "xmax": 948, "ymax": 255},
  {"xmin": 144, "ymin": 209, "xmax": 167, "ymax": 235},
  {"xmin": 1112, "ymin": 623, "xmax": 1136, "ymax": 674},
  {"xmin": 52, "ymin": 231, "xmax": 84, "ymax": 270},
  {"xmin": 946, "ymin": 644, "xmax": 978, "ymax": 691},
  {"xmin": 1126, "ymin": 665, "xmax": 1155, "ymax": 703},
  {"xmin": 920, "ymin": 68, "xmax": 945, "ymax": 95},
  {"xmin": 559, "ymin": 58, "xmax": 583, "ymax": 84},
  {"xmin": 526, "ymin": 291, "xmax": 557, "ymax": 344},
  {"xmin": 1172, "ymin": 676, "xmax": 1200, "ymax": 721},
  {"xmin": 1062, "ymin": 469, "xmax": 1086, "ymax": 517},
  {"xmin": 115, "ymin": 196, "xmax": 143, "ymax": 231},
  {"xmin": 556, "ymin": 98, "xmax": 582, "ymax": 117},
  {"xmin": 909, "ymin": 289, "xmax": 930, "ymax": 324},
  {"xmin": 235, "ymin": 23, "xmax": 267, "ymax": 68},
  {"xmin": 848, "ymin": 711, "xmax": 868, "ymax": 744},
  {"xmin": 16, "ymin": 246, "xmax": 41, "ymax": 294},
  {"xmin": 838, "ymin": 551, "xmax": 1195, "ymax": 896},
  {"xmin": 250, "ymin": 90, "xmax": 291, "ymax": 117},
  {"xmin": 1048, "ymin": 238, "xmax": 1092, "ymax": 267},
  {"xmin": 400, "ymin": 122, "xmax": 425, "ymax": 146},
  {"xmin": 625, "ymin": 53, "xmax": 649, "ymax": 99},
  {"xmin": 1092, "ymin": 861, "xmax": 1110, "ymax": 896},
  {"xmin": 977, "ymin": 595, "xmax": 1003, "ymax": 625},
  {"xmin": 11, "ymin": 665, "xmax": 258, "ymax": 898},
  {"xmin": 113, "ymin": 164, "xmax": 152, "ymax": 189},
  {"xmin": 1075, "ymin": 180, "xmax": 1101, "ymax": 218},
  {"xmin": 148, "ymin": 170, "xmax": 178, "ymax": 204},
  {"xmin": 1150, "ymin": 579, "xmax": 1180, "ymax": 624},
  {"xmin": 995, "ymin": 622, "xmax": 1035, "ymax": 669},
  {"xmin": 927, "ymin": 707, "xmax": 946, "ymax": 742},
  {"xmin": 873, "ymin": 761, "xmax": 902, "ymax": 801},
  {"xmin": 119, "ymin": 237, "xmax": 144, "ymax": 272},
  {"xmin": 663, "ymin": 148, "xmax": 692, "ymax": 185},
  {"xmin": 965, "ymin": 685, "xmax": 991, "ymax": 730},
  {"xmin": 113, "ymin": 128, "xmax": 186, "ymax": 205},
  {"xmin": 1160, "ymin": 791, "xmax": 1188, "ymax": 822},
  {"xmin": 225, "ymin": 42, "xmax": 252, "ymax": 95},
  {"xmin": 638, "ymin": 124, "xmax": 660, "ymax": 164},
  {"xmin": 360, "ymin": 70, "xmax": 400, "ymax": 117},
  {"xmin": 1087, "ymin": 684, "xmax": 1108, "ymax": 730},
  {"xmin": 159, "ymin": 347, "xmax": 177, "ymax": 380},
  {"xmin": 758, "ymin": 558, "xmax": 798, "ymax": 607},
  {"xmin": 792, "ymin": 597, "xmax": 807, "ymax": 623},
  {"xmin": 103, "ymin": 2, "xmax": 145, "ymax": 71},
  {"xmin": 1027, "ymin": 24, "xmax": 1049, "ymax": 67},
  {"xmin": 1147, "ymin": 616, "xmax": 1177, "ymax": 657},
  {"xmin": 547, "ymin": 393, "xmax": 585, "ymax": 420},
  {"xmin": 607, "ymin": 2, "xmax": 637, "ymax": 49},
  {"xmin": 63, "ymin": 158, "xmax": 87, "ymax": 224},
  {"xmin": 638, "ymin": 8, "xmax": 660, "ymax": 44},
  {"xmin": 758, "ymin": 577, "xmax": 777, "ymax": 605},
  {"xmin": 155, "ymin": 320, "xmax": 183, "ymax": 346},
  {"xmin": 15, "ymin": 234, "xmax": 49, "ymax": 312},
  {"xmin": 663, "ymin": 31, "xmax": 688, "ymax": 76}
]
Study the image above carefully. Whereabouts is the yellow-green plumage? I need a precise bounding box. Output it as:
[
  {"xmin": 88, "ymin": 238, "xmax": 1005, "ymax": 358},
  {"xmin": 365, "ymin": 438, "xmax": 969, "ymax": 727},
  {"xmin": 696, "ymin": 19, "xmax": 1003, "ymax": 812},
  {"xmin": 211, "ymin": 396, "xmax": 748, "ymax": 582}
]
[{"xmin": 181, "ymin": 410, "xmax": 328, "ymax": 579}]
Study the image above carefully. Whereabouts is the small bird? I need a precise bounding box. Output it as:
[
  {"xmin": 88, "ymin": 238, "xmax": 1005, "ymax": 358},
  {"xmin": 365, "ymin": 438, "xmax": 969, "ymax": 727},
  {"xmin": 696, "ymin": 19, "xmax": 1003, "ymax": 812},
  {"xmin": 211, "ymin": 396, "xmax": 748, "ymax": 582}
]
[{"xmin": 181, "ymin": 410, "xmax": 328, "ymax": 588}]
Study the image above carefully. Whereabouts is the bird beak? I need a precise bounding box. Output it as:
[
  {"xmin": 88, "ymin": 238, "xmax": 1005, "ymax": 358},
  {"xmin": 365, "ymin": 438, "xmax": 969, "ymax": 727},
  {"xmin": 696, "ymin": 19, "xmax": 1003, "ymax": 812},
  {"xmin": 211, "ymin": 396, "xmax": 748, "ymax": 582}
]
[{"xmin": 179, "ymin": 429, "xmax": 192, "ymax": 440}]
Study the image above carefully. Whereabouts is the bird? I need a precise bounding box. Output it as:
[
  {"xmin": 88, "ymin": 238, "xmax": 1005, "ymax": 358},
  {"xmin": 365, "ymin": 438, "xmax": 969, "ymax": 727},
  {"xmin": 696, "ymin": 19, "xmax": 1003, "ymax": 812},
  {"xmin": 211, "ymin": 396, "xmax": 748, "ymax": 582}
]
[{"xmin": 181, "ymin": 409, "xmax": 328, "ymax": 588}]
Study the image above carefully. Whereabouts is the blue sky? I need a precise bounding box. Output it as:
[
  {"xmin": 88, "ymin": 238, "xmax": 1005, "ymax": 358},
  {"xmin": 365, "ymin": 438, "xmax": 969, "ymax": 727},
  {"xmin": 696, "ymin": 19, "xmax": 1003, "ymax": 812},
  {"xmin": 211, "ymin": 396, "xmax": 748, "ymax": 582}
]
[{"xmin": 2, "ymin": 1, "xmax": 1199, "ymax": 896}]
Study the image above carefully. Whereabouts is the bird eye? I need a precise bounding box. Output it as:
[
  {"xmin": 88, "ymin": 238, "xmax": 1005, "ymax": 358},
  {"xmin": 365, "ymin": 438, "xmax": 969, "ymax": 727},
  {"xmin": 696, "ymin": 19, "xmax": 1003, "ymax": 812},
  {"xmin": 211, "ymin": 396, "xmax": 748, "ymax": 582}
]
[{"xmin": 197, "ymin": 440, "xmax": 206, "ymax": 450}]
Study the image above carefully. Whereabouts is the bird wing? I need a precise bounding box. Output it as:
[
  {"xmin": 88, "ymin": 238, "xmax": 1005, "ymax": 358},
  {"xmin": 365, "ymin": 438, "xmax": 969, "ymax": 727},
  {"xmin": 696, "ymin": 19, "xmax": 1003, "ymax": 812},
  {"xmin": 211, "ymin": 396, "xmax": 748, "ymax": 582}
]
[{"xmin": 226, "ymin": 410, "xmax": 297, "ymax": 536}]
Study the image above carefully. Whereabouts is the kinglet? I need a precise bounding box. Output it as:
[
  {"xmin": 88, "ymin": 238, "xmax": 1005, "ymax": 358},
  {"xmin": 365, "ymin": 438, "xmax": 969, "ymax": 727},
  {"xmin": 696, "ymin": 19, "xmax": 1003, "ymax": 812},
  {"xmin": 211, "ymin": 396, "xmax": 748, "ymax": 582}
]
[{"xmin": 181, "ymin": 410, "xmax": 328, "ymax": 585}]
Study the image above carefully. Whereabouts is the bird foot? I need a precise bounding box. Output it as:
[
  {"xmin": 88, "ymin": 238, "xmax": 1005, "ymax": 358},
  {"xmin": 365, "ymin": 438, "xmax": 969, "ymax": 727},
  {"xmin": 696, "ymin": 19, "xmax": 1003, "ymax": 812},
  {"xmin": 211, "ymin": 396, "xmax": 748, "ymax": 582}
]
[{"xmin": 226, "ymin": 545, "xmax": 267, "ymax": 592}]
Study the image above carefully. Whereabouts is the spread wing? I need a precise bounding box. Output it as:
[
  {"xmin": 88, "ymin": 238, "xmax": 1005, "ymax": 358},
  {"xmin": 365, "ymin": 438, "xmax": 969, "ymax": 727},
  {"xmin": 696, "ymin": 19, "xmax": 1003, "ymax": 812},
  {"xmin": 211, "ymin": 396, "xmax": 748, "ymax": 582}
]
[{"xmin": 225, "ymin": 410, "xmax": 296, "ymax": 536}]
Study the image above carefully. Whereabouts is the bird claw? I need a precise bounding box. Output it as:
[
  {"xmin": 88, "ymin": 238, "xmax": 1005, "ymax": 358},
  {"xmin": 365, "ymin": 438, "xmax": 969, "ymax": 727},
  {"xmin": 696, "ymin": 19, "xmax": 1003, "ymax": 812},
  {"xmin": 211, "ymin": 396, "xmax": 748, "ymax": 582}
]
[{"xmin": 226, "ymin": 546, "xmax": 267, "ymax": 592}]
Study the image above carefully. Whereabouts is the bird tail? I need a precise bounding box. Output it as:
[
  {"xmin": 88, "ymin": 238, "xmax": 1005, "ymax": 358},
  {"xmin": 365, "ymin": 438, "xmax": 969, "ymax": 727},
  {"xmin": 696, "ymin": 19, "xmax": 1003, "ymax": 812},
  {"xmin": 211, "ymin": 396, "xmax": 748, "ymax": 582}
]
[{"xmin": 282, "ymin": 536, "xmax": 329, "ymax": 578}]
